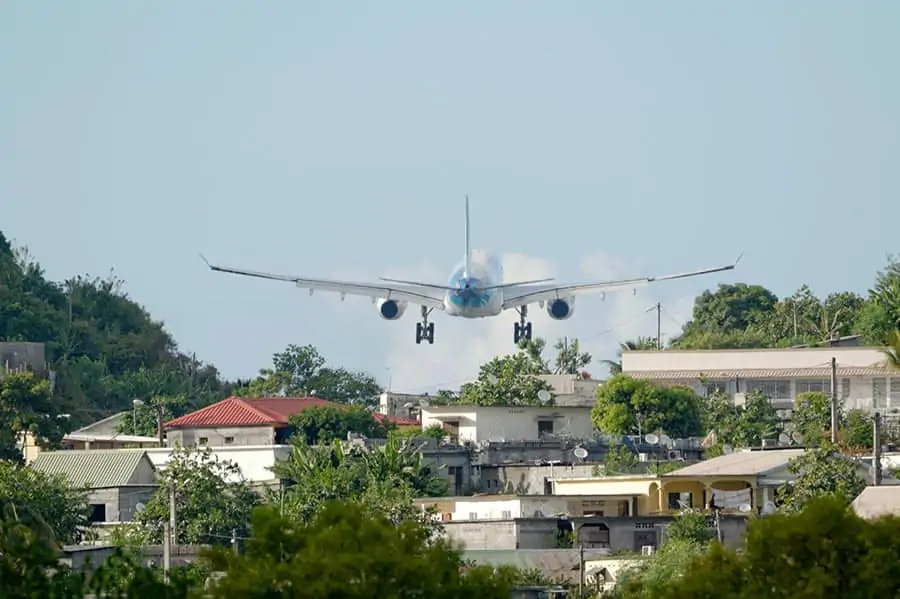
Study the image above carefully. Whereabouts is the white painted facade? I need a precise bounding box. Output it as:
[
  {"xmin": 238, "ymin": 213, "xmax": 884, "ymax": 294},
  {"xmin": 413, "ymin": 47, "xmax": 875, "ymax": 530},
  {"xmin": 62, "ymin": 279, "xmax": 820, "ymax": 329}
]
[
  {"xmin": 415, "ymin": 494, "xmax": 629, "ymax": 521},
  {"xmin": 145, "ymin": 445, "xmax": 291, "ymax": 484},
  {"xmin": 622, "ymin": 346, "xmax": 900, "ymax": 416},
  {"xmin": 419, "ymin": 405, "xmax": 595, "ymax": 443}
]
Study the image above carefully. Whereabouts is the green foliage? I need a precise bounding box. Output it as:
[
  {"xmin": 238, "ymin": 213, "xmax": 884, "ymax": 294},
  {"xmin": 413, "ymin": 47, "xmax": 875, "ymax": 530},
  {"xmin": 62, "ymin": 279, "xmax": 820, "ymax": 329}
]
[
  {"xmin": 592, "ymin": 375, "xmax": 703, "ymax": 439},
  {"xmin": 0, "ymin": 460, "xmax": 89, "ymax": 545},
  {"xmin": 458, "ymin": 340, "xmax": 555, "ymax": 406},
  {"xmin": 614, "ymin": 538, "xmax": 707, "ymax": 598},
  {"xmin": 842, "ymin": 409, "xmax": 874, "ymax": 451},
  {"xmin": 792, "ymin": 391, "xmax": 834, "ymax": 446},
  {"xmin": 618, "ymin": 494, "xmax": 900, "ymax": 599},
  {"xmin": 666, "ymin": 509, "xmax": 714, "ymax": 545},
  {"xmin": 700, "ymin": 390, "xmax": 778, "ymax": 448},
  {"xmin": 601, "ymin": 337, "xmax": 658, "ymax": 375},
  {"xmin": 203, "ymin": 501, "xmax": 515, "ymax": 598},
  {"xmin": 0, "ymin": 370, "xmax": 68, "ymax": 461},
  {"xmin": 273, "ymin": 435, "xmax": 448, "ymax": 527},
  {"xmin": 289, "ymin": 404, "xmax": 389, "ymax": 445},
  {"xmin": 777, "ymin": 444, "xmax": 866, "ymax": 514},
  {"xmin": 602, "ymin": 445, "xmax": 642, "ymax": 475},
  {"xmin": 235, "ymin": 344, "xmax": 383, "ymax": 406},
  {"xmin": 131, "ymin": 446, "xmax": 260, "ymax": 545}
]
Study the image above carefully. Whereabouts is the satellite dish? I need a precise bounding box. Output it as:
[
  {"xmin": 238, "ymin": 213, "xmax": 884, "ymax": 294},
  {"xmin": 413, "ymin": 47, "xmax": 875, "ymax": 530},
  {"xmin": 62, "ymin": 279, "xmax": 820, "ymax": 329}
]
[
  {"xmin": 658, "ymin": 434, "xmax": 672, "ymax": 446},
  {"xmin": 722, "ymin": 444, "xmax": 733, "ymax": 454},
  {"xmin": 537, "ymin": 390, "xmax": 552, "ymax": 404},
  {"xmin": 738, "ymin": 503, "xmax": 752, "ymax": 513},
  {"xmin": 573, "ymin": 446, "xmax": 588, "ymax": 460},
  {"xmin": 487, "ymin": 375, "xmax": 498, "ymax": 384},
  {"xmin": 135, "ymin": 503, "xmax": 146, "ymax": 513},
  {"xmin": 644, "ymin": 434, "xmax": 660, "ymax": 445},
  {"xmin": 778, "ymin": 432, "xmax": 790, "ymax": 444},
  {"xmin": 763, "ymin": 501, "xmax": 776, "ymax": 514}
]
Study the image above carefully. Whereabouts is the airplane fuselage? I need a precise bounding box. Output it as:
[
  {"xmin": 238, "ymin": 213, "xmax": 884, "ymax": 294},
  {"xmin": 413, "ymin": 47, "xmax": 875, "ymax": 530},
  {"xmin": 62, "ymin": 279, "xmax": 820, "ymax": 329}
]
[{"xmin": 443, "ymin": 249, "xmax": 504, "ymax": 318}]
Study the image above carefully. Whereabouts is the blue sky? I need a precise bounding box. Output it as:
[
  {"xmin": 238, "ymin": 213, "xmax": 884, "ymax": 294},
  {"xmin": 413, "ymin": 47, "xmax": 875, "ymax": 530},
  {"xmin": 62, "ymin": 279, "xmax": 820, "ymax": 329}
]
[{"xmin": 2, "ymin": 2, "xmax": 898, "ymax": 393}]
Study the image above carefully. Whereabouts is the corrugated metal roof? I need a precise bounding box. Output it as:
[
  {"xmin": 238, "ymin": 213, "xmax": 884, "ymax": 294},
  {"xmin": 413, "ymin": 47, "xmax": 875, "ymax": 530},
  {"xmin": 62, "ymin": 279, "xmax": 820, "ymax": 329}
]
[
  {"xmin": 663, "ymin": 449, "xmax": 804, "ymax": 477},
  {"xmin": 627, "ymin": 366, "xmax": 894, "ymax": 381},
  {"xmin": 31, "ymin": 449, "xmax": 153, "ymax": 488},
  {"xmin": 165, "ymin": 396, "xmax": 421, "ymax": 428}
]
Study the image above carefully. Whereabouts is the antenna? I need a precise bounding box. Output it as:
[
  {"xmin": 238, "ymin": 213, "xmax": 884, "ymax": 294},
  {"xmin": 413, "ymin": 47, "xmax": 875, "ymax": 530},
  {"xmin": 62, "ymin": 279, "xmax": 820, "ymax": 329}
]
[
  {"xmin": 738, "ymin": 503, "xmax": 752, "ymax": 514},
  {"xmin": 537, "ymin": 390, "xmax": 552, "ymax": 405},
  {"xmin": 644, "ymin": 433, "xmax": 659, "ymax": 445},
  {"xmin": 573, "ymin": 446, "xmax": 588, "ymax": 460}
]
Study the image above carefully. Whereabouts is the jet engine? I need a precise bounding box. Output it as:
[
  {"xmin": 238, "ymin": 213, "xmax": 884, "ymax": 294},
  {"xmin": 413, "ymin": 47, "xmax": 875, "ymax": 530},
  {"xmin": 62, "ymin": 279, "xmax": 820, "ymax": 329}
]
[
  {"xmin": 546, "ymin": 298, "xmax": 575, "ymax": 320},
  {"xmin": 377, "ymin": 298, "xmax": 409, "ymax": 320}
]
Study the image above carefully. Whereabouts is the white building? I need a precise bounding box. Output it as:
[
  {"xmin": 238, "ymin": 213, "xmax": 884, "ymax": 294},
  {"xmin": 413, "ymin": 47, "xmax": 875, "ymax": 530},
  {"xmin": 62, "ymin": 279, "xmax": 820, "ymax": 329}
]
[
  {"xmin": 145, "ymin": 445, "xmax": 291, "ymax": 486},
  {"xmin": 419, "ymin": 405, "xmax": 595, "ymax": 444},
  {"xmin": 623, "ymin": 346, "xmax": 899, "ymax": 416}
]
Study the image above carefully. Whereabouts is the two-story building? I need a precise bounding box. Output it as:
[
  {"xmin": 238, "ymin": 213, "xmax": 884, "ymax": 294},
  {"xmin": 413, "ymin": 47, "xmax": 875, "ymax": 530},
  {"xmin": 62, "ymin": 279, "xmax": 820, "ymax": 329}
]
[
  {"xmin": 164, "ymin": 395, "xmax": 420, "ymax": 447},
  {"xmin": 419, "ymin": 405, "xmax": 595, "ymax": 444},
  {"xmin": 623, "ymin": 346, "xmax": 899, "ymax": 419}
]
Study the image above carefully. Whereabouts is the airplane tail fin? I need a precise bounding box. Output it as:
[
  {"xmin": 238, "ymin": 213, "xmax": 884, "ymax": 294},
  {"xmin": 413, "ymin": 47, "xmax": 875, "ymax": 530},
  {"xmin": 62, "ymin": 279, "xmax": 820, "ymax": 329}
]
[{"xmin": 464, "ymin": 195, "xmax": 472, "ymax": 278}]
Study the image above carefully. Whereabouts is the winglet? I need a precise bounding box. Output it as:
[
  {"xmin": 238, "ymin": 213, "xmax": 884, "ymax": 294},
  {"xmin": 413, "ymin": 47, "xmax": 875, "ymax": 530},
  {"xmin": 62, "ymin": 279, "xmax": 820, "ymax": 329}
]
[
  {"xmin": 733, "ymin": 252, "xmax": 744, "ymax": 267},
  {"xmin": 199, "ymin": 253, "xmax": 212, "ymax": 268}
]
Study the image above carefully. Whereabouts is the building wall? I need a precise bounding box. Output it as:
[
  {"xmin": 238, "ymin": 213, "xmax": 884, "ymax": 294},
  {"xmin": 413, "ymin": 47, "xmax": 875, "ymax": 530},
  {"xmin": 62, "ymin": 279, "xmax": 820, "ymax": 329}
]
[
  {"xmin": 0, "ymin": 341, "xmax": 46, "ymax": 373},
  {"xmin": 145, "ymin": 445, "xmax": 291, "ymax": 484},
  {"xmin": 475, "ymin": 463, "xmax": 598, "ymax": 495},
  {"xmin": 623, "ymin": 347, "xmax": 886, "ymax": 372},
  {"xmin": 420, "ymin": 406, "xmax": 594, "ymax": 443},
  {"xmin": 166, "ymin": 425, "xmax": 275, "ymax": 447},
  {"xmin": 87, "ymin": 486, "xmax": 157, "ymax": 523}
]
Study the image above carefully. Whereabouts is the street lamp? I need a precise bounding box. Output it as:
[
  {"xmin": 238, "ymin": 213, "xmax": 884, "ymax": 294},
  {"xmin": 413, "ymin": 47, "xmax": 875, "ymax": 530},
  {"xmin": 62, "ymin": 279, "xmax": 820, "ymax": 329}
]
[{"xmin": 132, "ymin": 399, "xmax": 144, "ymax": 433}]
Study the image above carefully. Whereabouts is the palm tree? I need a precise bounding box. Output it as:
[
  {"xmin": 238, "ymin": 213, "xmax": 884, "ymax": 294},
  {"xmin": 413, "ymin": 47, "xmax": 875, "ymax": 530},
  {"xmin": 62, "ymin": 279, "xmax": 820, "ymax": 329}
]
[
  {"xmin": 601, "ymin": 337, "xmax": 659, "ymax": 375},
  {"xmin": 881, "ymin": 329, "xmax": 900, "ymax": 370}
]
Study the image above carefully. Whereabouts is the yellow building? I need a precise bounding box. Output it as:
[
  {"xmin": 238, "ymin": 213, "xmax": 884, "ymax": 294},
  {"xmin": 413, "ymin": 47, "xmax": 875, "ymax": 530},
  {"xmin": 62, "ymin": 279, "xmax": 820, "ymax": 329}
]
[{"xmin": 553, "ymin": 449, "xmax": 808, "ymax": 515}]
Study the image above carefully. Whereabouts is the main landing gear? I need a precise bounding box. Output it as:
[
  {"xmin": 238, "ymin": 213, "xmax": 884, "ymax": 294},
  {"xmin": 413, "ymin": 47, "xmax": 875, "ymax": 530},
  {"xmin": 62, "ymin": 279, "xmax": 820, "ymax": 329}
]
[
  {"xmin": 514, "ymin": 306, "xmax": 533, "ymax": 344},
  {"xmin": 416, "ymin": 306, "xmax": 435, "ymax": 344}
]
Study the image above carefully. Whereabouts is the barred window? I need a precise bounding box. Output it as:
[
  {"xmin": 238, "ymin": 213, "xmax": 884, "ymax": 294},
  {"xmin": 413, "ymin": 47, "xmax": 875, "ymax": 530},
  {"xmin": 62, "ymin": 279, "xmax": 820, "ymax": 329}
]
[
  {"xmin": 745, "ymin": 380, "xmax": 791, "ymax": 401},
  {"xmin": 795, "ymin": 379, "xmax": 831, "ymax": 395},
  {"xmin": 873, "ymin": 378, "xmax": 888, "ymax": 409}
]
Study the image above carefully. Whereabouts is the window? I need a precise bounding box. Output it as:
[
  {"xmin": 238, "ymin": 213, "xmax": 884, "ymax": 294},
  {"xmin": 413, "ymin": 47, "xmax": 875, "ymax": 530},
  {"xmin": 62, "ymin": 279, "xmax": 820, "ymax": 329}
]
[
  {"xmin": 842, "ymin": 379, "xmax": 851, "ymax": 401},
  {"xmin": 224, "ymin": 436, "xmax": 235, "ymax": 445},
  {"xmin": 874, "ymin": 378, "xmax": 888, "ymax": 409},
  {"xmin": 667, "ymin": 492, "xmax": 692, "ymax": 509},
  {"xmin": 891, "ymin": 379, "xmax": 900, "ymax": 408},
  {"xmin": 745, "ymin": 380, "xmax": 791, "ymax": 401},
  {"xmin": 468, "ymin": 512, "xmax": 478, "ymax": 520},
  {"xmin": 795, "ymin": 379, "xmax": 831, "ymax": 395},
  {"xmin": 537, "ymin": 420, "xmax": 554, "ymax": 437},
  {"xmin": 501, "ymin": 510, "xmax": 512, "ymax": 519},
  {"xmin": 705, "ymin": 381, "xmax": 730, "ymax": 396},
  {"xmin": 198, "ymin": 437, "xmax": 209, "ymax": 445},
  {"xmin": 88, "ymin": 504, "xmax": 106, "ymax": 523}
]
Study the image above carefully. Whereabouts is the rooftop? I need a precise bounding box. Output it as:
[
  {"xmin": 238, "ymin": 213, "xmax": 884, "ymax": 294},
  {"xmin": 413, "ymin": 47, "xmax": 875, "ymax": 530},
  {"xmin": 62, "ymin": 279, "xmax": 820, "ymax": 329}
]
[
  {"xmin": 851, "ymin": 486, "xmax": 900, "ymax": 519},
  {"xmin": 30, "ymin": 449, "xmax": 156, "ymax": 488},
  {"xmin": 664, "ymin": 449, "xmax": 804, "ymax": 477},
  {"xmin": 627, "ymin": 366, "xmax": 892, "ymax": 381},
  {"xmin": 165, "ymin": 396, "xmax": 419, "ymax": 429}
]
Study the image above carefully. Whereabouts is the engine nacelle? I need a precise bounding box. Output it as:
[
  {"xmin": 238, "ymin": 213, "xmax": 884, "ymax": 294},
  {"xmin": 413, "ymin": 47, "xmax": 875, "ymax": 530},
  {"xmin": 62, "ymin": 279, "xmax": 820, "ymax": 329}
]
[
  {"xmin": 377, "ymin": 298, "xmax": 408, "ymax": 320},
  {"xmin": 546, "ymin": 297, "xmax": 575, "ymax": 320}
]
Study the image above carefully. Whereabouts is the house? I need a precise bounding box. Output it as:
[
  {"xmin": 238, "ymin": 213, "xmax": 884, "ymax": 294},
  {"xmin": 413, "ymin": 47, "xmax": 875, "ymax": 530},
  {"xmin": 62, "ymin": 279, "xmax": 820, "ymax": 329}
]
[
  {"xmin": 622, "ymin": 346, "xmax": 900, "ymax": 419},
  {"xmin": 30, "ymin": 449, "xmax": 158, "ymax": 525},
  {"xmin": 419, "ymin": 405, "xmax": 595, "ymax": 444},
  {"xmin": 851, "ymin": 486, "xmax": 900, "ymax": 519},
  {"xmin": 164, "ymin": 395, "xmax": 420, "ymax": 447},
  {"xmin": 144, "ymin": 444, "xmax": 292, "ymax": 486},
  {"xmin": 62, "ymin": 412, "xmax": 162, "ymax": 450}
]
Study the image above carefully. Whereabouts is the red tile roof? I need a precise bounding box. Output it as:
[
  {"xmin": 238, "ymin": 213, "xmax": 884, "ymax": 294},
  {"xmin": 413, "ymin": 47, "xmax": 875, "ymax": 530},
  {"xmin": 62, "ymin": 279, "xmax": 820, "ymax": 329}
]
[{"xmin": 165, "ymin": 396, "xmax": 420, "ymax": 429}]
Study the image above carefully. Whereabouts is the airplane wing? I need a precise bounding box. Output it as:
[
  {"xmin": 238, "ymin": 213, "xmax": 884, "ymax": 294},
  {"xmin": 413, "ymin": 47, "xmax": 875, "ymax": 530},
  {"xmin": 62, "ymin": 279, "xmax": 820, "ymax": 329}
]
[
  {"xmin": 201, "ymin": 255, "xmax": 447, "ymax": 309},
  {"xmin": 501, "ymin": 256, "xmax": 742, "ymax": 311}
]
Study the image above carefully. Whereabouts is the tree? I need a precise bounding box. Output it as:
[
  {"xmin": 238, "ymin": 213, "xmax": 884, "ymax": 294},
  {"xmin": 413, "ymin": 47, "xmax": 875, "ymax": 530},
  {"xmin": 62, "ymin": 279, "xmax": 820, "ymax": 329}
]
[
  {"xmin": 699, "ymin": 390, "xmax": 778, "ymax": 449},
  {"xmin": 202, "ymin": 501, "xmax": 516, "ymax": 598},
  {"xmin": 0, "ymin": 370, "xmax": 69, "ymax": 462},
  {"xmin": 552, "ymin": 337, "xmax": 592, "ymax": 375},
  {"xmin": 0, "ymin": 460, "xmax": 89, "ymax": 546},
  {"xmin": 116, "ymin": 394, "xmax": 187, "ymax": 438},
  {"xmin": 666, "ymin": 509, "xmax": 715, "ymax": 545},
  {"xmin": 592, "ymin": 375, "xmax": 704, "ymax": 439},
  {"xmin": 672, "ymin": 283, "xmax": 779, "ymax": 348},
  {"xmin": 289, "ymin": 405, "xmax": 389, "ymax": 445},
  {"xmin": 614, "ymin": 538, "xmax": 707, "ymax": 598},
  {"xmin": 236, "ymin": 344, "xmax": 383, "ymax": 406},
  {"xmin": 601, "ymin": 337, "xmax": 658, "ymax": 375},
  {"xmin": 617, "ymin": 495, "xmax": 900, "ymax": 599},
  {"xmin": 777, "ymin": 444, "xmax": 866, "ymax": 514},
  {"xmin": 792, "ymin": 391, "xmax": 834, "ymax": 446},
  {"xmin": 457, "ymin": 343, "xmax": 554, "ymax": 407},
  {"xmin": 131, "ymin": 446, "xmax": 259, "ymax": 545},
  {"xmin": 842, "ymin": 409, "xmax": 874, "ymax": 451}
]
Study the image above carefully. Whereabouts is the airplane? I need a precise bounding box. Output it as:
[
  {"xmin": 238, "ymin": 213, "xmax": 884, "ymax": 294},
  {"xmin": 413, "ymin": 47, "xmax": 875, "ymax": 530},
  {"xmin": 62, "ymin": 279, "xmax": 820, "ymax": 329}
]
[{"xmin": 201, "ymin": 196, "xmax": 741, "ymax": 345}]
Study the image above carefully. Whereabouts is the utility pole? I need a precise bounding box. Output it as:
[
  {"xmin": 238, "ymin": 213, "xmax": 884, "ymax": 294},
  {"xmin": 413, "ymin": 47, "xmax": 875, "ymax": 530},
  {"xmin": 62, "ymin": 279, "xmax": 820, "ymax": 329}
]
[
  {"xmin": 830, "ymin": 357, "xmax": 839, "ymax": 443},
  {"xmin": 656, "ymin": 302, "xmax": 662, "ymax": 350},
  {"xmin": 874, "ymin": 412, "xmax": 883, "ymax": 487},
  {"xmin": 156, "ymin": 403, "xmax": 165, "ymax": 445},
  {"xmin": 162, "ymin": 521, "xmax": 171, "ymax": 583},
  {"xmin": 232, "ymin": 529, "xmax": 239, "ymax": 554},
  {"xmin": 577, "ymin": 540, "xmax": 585, "ymax": 599},
  {"xmin": 169, "ymin": 482, "xmax": 177, "ymax": 546}
]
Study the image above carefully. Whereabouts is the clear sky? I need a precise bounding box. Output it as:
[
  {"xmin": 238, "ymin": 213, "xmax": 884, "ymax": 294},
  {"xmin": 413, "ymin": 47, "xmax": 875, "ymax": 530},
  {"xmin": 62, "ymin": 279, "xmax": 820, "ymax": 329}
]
[{"xmin": 2, "ymin": 2, "xmax": 898, "ymax": 394}]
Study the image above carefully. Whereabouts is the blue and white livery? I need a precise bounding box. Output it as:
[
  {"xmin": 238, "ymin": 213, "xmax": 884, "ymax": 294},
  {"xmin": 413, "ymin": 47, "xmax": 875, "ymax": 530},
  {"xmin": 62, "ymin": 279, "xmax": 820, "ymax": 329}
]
[{"xmin": 202, "ymin": 197, "xmax": 740, "ymax": 345}]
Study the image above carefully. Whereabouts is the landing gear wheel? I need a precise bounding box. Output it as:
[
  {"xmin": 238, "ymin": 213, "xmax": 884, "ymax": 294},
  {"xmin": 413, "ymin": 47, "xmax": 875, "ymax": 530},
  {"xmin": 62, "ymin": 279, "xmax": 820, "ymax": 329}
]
[
  {"xmin": 513, "ymin": 306, "xmax": 533, "ymax": 344},
  {"xmin": 416, "ymin": 307, "xmax": 435, "ymax": 344}
]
